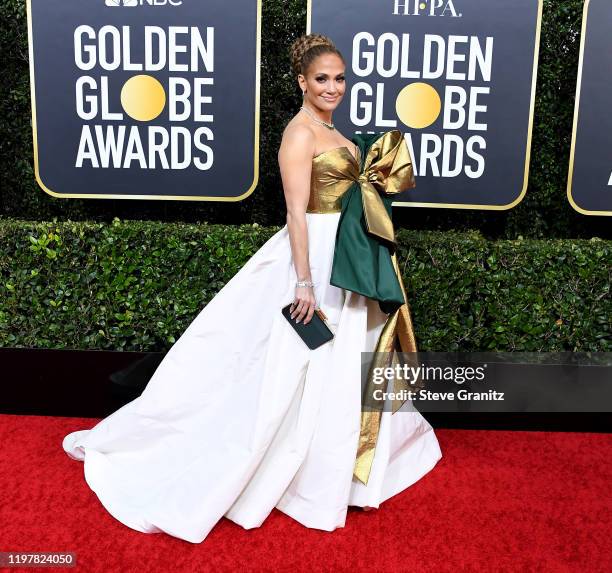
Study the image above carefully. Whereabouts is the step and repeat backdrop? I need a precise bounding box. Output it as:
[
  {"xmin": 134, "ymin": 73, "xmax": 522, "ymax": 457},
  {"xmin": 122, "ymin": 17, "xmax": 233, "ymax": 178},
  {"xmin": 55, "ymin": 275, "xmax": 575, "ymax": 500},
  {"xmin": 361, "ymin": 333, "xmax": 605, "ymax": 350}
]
[
  {"xmin": 26, "ymin": 0, "xmax": 609, "ymax": 215},
  {"xmin": 566, "ymin": 0, "xmax": 612, "ymax": 216},
  {"xmin": 26, "ymin": 0, "xmax": 261, "ymax": 202},
  {"xmin": 309, "ymin": 0, "xmax": 542, "ymax": 211}
]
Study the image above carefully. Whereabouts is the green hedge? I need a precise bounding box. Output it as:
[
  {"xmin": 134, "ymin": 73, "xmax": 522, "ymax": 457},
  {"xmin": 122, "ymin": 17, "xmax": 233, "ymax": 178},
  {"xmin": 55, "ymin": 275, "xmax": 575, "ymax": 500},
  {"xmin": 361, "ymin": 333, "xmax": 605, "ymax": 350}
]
[
  {"xmin": 1, "ymin": 218, "xmax": 609, "ymax": 351},
  {"xmin": 1, "ymin": 0, "xmax": 610, "ymax": 240}
]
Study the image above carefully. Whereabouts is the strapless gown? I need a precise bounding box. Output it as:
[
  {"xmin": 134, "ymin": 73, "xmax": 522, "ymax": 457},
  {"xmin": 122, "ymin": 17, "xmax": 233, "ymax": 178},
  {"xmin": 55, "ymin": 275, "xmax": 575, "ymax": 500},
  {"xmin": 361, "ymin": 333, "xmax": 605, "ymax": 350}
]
[{"xmin": 62, "ymin": 142, "xmax": 443, "ymax": 544}]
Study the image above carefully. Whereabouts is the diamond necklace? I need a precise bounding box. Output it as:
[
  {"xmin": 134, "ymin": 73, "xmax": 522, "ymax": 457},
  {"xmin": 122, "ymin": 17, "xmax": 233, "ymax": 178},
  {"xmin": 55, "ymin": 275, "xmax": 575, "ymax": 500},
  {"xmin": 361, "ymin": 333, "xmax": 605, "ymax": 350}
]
[{"xmin": 300, "ymin": 105, "xmax": 335, "ymax": 130}]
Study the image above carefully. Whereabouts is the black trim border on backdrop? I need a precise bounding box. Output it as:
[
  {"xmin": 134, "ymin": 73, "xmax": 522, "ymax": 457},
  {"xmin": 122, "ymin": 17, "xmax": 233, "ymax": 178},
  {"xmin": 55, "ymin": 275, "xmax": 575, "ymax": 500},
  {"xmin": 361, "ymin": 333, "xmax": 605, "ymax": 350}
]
[
  {"xmin": 25, "ymin": 0, "xmax": 262, "ymax": 202},
  {"xmin": 2, "ymin": 347, "xmax": 610, "ymax": 433},
  {"xmin": 307, "ymin": 0, "xmax": 544, "ymax": 212}
]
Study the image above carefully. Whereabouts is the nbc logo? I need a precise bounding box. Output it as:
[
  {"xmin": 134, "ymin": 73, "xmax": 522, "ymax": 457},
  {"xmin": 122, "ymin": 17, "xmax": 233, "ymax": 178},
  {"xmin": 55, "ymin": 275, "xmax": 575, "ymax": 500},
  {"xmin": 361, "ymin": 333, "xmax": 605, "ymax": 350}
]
[{"xmin": 105, "ymin": 0, "xmax": 183, "ymax": 6}]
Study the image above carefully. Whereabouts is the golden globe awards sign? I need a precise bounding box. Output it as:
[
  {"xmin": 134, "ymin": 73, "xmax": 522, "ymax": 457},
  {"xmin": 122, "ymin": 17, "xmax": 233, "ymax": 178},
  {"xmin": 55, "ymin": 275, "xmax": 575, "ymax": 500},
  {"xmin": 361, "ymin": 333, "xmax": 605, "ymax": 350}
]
[
  {"xmin": 567, "ymin": 0, "xmax": 612, "ymax": 216},
  {"xmin": 308, "ymin": 0, "xmax": 542, "ymax": 210},
  {"xmin": 26, "ymin": 0, "xmax": 261, "ymax": 201}
]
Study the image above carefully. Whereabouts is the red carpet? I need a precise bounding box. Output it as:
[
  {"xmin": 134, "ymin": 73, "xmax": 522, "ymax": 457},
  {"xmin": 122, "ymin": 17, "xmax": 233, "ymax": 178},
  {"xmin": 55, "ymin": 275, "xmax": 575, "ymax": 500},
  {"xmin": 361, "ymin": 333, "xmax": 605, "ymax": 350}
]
[{"xmin": 0, "ymin": 414, "xmax": 610, "ymax": 572}]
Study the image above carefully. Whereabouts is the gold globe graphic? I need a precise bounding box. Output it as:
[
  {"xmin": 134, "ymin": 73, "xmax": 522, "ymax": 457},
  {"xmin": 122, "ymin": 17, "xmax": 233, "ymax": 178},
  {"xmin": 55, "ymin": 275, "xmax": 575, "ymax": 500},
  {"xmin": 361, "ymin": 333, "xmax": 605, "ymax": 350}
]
[
  {"xmin": 120, "ymin": 75, "xmax": 166, "ymax": 122},
  {"xmin": 395, "ymin": 82, "xmax": 441, "ymax": 129}
]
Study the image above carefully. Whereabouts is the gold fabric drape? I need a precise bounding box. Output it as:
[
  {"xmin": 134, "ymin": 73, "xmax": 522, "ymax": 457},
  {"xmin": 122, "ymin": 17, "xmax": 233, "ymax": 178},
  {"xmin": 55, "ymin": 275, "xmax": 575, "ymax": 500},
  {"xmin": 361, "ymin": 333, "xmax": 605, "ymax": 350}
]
[{"xmin": 350, "ymin": 130, "xmax": 420, "ymax": 485}]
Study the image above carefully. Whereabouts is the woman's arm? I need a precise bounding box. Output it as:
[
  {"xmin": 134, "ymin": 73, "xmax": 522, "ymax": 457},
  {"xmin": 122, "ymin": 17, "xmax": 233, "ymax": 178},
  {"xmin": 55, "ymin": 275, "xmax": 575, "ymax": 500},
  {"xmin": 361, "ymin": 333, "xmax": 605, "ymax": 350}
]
[{"xmin": 278, "ymin": 124, "xmax": 317, "ymax": 325}]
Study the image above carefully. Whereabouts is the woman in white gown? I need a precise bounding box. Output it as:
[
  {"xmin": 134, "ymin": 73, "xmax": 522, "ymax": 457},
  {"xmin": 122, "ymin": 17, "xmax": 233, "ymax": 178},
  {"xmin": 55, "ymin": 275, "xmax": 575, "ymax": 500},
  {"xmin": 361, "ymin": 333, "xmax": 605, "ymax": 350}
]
[{"xmin": 62, "ymin": 33, "xmax": 442, "ymax": 544}]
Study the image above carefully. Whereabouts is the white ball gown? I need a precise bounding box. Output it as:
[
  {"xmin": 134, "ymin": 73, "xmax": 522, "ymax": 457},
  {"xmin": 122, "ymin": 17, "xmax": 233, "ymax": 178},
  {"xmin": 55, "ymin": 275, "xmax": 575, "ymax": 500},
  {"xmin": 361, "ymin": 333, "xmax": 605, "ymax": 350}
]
[{"xmin": 62, "ymin": 129, "xmax": 442, "ymax": 544}]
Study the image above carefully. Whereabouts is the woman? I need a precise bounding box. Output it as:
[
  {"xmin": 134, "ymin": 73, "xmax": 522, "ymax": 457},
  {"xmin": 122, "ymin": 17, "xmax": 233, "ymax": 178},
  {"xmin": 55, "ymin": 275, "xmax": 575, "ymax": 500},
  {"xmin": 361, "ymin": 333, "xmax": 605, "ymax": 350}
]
[{"xmin": 62, "ymin": 33, "xmax": 442, "ymax": 544}]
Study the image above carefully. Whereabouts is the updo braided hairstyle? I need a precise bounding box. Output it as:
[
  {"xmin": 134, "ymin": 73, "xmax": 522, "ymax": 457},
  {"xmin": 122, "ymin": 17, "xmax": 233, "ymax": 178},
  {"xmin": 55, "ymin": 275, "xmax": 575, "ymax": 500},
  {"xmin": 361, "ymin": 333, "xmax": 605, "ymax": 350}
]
[{"xmin": 289, "ymin": 33, "xmax": 344, "ymax": 80}]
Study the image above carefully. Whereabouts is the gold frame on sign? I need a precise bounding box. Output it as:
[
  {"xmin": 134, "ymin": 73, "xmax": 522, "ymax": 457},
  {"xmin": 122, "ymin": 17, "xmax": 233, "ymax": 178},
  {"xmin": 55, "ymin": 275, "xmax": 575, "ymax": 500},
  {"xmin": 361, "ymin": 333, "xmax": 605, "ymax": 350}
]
[
  {"xmin": 307, "ymin": 0, "xmax": 543, "ymax": 211},
  {"xmin": 25, "ymin": 0, "xmax": 262, "ymax": 202},
  {"xmin": 566, "ymin": 0, "xmax": 611, "ymax": 216}
]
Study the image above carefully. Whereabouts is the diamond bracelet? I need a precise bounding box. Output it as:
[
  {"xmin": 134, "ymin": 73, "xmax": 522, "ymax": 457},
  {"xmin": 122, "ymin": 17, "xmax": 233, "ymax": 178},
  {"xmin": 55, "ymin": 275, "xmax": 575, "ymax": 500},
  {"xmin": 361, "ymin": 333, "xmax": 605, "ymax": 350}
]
[{"xmin": 296, "ymin": 280, "xmax": 315, "ymax": 288}]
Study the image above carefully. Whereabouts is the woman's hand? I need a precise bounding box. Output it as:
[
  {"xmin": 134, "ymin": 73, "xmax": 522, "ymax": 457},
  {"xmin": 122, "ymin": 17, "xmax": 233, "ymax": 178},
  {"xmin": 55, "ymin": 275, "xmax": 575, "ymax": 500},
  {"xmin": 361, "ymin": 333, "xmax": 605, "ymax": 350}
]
[{"xmin": 290, "ymin": 285, "xmax": 317, "ymax": 325}]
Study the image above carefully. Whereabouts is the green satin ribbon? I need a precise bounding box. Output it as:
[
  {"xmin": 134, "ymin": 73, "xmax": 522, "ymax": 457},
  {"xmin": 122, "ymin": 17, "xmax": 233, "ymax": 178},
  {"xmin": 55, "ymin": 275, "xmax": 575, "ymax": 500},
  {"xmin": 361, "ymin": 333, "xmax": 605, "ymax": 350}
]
[
  {"xmin": 329, "ymin": 129, "xmax": 416, "ymax": 314},
  {"xmin": 328, "ymin": 129, "xmax": 418, "ymax": 485}
]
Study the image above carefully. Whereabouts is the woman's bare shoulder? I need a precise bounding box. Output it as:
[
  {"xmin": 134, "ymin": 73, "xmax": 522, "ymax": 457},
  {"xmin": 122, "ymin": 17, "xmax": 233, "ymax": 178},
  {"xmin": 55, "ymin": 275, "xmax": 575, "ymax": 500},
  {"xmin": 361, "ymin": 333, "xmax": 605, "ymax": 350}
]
[{"xmin": 279, "ymin": 118, "xmax": 316, "ymax": 156}]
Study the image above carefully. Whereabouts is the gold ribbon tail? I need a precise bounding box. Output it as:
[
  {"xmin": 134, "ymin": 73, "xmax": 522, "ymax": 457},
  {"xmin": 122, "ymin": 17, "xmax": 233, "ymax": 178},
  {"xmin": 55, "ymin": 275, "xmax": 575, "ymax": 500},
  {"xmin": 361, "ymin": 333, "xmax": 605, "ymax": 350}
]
[
  {"xmin": 353, "ymin": 252, "xmax": 419, "ymax": 485},
  {"xmin": 353, "ymin": 309, "xmax": 399, "ymax": 485},
  {"xmin": 390, "ymin": 251, "xmax": 421, "ymax": 414},
  {"xmin": 359, "ymin": 178, "xmax": 396, "ymax": 245}
]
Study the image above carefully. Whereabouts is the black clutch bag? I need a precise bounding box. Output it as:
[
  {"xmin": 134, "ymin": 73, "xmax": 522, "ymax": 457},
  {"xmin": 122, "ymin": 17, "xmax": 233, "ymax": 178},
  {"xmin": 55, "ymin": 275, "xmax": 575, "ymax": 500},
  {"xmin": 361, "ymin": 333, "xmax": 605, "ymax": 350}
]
[{"xmin": 281, "ymin": 303, "xmax": 334, "ymax": 350}]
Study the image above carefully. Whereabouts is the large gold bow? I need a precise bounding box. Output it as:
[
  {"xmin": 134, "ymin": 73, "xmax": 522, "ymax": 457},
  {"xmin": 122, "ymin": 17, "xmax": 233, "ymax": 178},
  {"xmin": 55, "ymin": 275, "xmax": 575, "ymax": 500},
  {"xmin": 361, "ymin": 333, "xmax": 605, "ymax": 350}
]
[
  {"xmin": 355, "ymin": 129, "xmax": 416, "ymax": 247},
  {"xmin": 352, "ymin": 130, "xmax": 420, "ymax": 485}
]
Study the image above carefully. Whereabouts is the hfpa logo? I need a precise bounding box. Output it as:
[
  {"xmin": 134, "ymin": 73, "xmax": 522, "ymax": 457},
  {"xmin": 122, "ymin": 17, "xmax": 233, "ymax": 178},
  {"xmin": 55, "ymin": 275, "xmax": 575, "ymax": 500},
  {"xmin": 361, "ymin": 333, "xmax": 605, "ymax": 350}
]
[
  {"xmin": 393, "ymin": 0, "xmax": 463, "ymax": 17},
  {"xmin": 105, "ymin": 0, "xmax": 183, "ymax": 7}
]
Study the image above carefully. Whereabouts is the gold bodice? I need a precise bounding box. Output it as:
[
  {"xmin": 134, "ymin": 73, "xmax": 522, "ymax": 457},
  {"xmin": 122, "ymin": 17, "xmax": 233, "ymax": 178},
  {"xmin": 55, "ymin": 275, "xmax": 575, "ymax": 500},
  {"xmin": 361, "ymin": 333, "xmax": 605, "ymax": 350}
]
[{"xmin": 306, "ymin": 146, "xmax": 361, "ymax": 214}]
